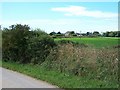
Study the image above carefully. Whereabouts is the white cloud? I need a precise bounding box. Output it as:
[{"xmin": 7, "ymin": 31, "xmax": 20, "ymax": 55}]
[{"xmin": 51, "ymin": 6, "xmax": 117, "ymax": 18}]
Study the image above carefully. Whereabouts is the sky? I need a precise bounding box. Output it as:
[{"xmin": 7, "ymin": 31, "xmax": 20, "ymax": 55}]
[{"xmin": 1, "ymin": 2, "xmax": 118, "ymax": 33}]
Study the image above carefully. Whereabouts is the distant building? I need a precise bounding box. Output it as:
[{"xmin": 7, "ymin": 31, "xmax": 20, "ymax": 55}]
[
  {"xmin": 76, "ymin": 33, "xmax": 83, "ymax": 36},
  {"xmin": 65, "ymin": 31, "xmax": 70, "ymax": 36},
  {"xmin": 65, "ymin": 31, "xmax": 75, "ymax": 37}
]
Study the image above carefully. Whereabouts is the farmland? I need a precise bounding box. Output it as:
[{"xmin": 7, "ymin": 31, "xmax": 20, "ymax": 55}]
[{"xmin": 55, "ymin": 37, "xmax": 119, "ymax": 48}]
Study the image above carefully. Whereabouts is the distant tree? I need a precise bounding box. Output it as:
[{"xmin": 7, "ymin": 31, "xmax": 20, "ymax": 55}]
[
  {"xmin": 93, "ymin": 31, "xmax": 100, "ymax": 36},
  {"xmin": 86, "ymin": 32, "xmax": 92, "ymax": 36},
  {"xmin": 105, "ymin": 32, "xmax": 109, "ymax": 37},
  {"xmin": 86, "ymin": 32, "xmax": 90, "ymax": 36},
  {"xmin": 102, "ymin": 31, "xmax": 120, "ymax": 37},
  {"xmin": 93, "ymin": 31, "xmax": 99, "ymax": 35},
  {"xmin": 114, "ymin": 31, "xmax": 120, "ymax": 37},
  {"xmin": 81, "ymin": 33, "xmax": 86, "ymax": 36},
  {"xmin": 70, "ymin": 31, "xmax": 75, "ymax": 35},
  {"xmin": 57, "ymin": 31, "xmax": 61, "ymax": 34},
  {"xmin": 72, "ymin": 34, "xmax": 77, "ymax": 36},
  {"xmin": 49, "ymin": 31, "xmax": 56, "ymax": 36}
]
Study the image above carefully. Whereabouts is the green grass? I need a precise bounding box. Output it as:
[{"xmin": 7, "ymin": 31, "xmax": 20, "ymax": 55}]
[
  {"xmin": 1, "ymin": 60, "xmax": 118, "ymax": 88},
  {"xmin": 55, "ymin": 37, "xmax": 119, "ymax": 48}
]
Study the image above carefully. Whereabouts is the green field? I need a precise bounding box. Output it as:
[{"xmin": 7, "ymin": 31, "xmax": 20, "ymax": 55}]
[{"xmin": 55, "ymin": 37, "xmax": 119, "ymax": 48}]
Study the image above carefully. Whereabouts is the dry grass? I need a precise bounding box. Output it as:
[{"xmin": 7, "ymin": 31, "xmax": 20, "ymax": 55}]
[{"xmin": 42, "ymin": 43, "xmax": 118, "ymax": 83}]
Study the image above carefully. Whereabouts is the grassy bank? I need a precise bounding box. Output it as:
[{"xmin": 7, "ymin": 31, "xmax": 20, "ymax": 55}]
[{"xmin": 2, "ymin": 60, "xmax": 118, "ymax": 88}]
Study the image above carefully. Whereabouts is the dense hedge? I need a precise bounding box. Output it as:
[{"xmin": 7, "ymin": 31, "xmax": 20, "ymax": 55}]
[
  {"xmin": 41, "ymin": 43, "xmax": 118, "ymax": 83},
  {"xmin": 2, "ymin": 24, "xmax": 55, "ymax": 64}
]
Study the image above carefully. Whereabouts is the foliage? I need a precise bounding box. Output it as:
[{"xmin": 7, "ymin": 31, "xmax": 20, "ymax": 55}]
[
  {"xmin": 49, "ymin": 31, "xmax": 56, "ymax": 36},
  {"xmin": 2, "ymin": 24, "xmax": 55, "ymax": 64},
  {"xmin": 28, "ymin": 30, "xmax": 56, "ymax": 64},
  {"xmin": 56, "ymin": 40, "xmax": 75, "ymax": 44},
  {"xmin": 42, "ymin": 43, "xmax": 118, "ymax": 84},
  {"xmin": 2, "ymin": 24, "xmax": 30, "ymax": 63},
  {"xmin": 57, "ymin": 31, "xmax": 61, "ymax": 34},
  {"xmin": 93, "ymin": 31, "xmax": 100, "ymax": 35},
  {"xmin": 103, "ymin": 31, "xmax": 120, "ymax": 37}
]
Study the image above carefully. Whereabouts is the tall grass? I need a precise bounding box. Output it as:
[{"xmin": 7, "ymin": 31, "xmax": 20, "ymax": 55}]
[{"xmin": 42, "ymin": 43, "xmax": 118, "ymax": 84}]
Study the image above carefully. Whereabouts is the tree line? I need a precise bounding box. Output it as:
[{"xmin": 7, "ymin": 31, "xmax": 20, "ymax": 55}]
[{"xmin": 49, "ymin": 31, "xmax": 120, "ymax": 38}]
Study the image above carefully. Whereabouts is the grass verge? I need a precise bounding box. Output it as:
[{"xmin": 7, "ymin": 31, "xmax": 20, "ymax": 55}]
[{"xmin": 1, "ymin": 60, "xmax": 118, "ymax": 88}]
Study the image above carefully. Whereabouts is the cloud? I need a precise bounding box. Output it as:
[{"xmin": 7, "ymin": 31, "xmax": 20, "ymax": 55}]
[{"xmin": 51, "ymin": 6, "xmax": 117, "ymax": 18}]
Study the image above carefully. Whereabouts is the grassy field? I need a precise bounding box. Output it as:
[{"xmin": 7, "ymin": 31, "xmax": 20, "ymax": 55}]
[
  {"xmin": 1, "ymin": 60, "xmax": 118, "ymax": 88},
  {"xmin": 55, "ymin": 37, "xmax": 119, "ymax": 48}
]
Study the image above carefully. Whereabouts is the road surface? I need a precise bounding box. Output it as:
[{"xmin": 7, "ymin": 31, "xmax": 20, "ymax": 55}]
[{"xmin": 1, "ymin": 67, "xmax": 58, "ymax": 88}]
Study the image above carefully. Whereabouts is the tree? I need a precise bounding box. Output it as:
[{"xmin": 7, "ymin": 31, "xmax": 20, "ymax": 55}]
[
  {"xmin": 103, "ymin": 31, "xmax": 120, "ymax": 37},
  {"xmin": 86, "ymin": 32, "xmax": 92, "ymax": 36},
  {"xmin": 115, "ymin": 31, "xmax": 120, "ymax": 37},
  {"xmin": 49, "ymin": 31, "xmax": 56, "ymax": 36},
  {"xmin": 70, "ymin": 31, "xmax": 75, "ymax": 35},
  {"xmin": 104, "ymin": 32, "xmax": 109, "ymax": 37},
  {"xmin": 2, "ymin": 24, "xmax": 31, "ymax": 63},
  {"xmin": 93, "ymin": 31, "xmax": 100, "ymax": 36},
  {"xmin": 2, "ymin": 24, "xmax": 56, "ymax": 64},
  {"xmin": 57, "ymin": 31, "xmax": 61, "ymax": 34}
]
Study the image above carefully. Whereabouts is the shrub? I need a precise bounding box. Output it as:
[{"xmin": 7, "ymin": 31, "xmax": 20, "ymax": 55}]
[
  {"xmin": 56, "ymin": 40, "xmax": 88, "ymax": 48},
  {"xmin": 57, "ymin": 40, "xmax": 75, "ymax": 44},
  {"xmin": 42, "ymin": 43, "xmax": 118, "ymax": 83},
  {"xmin": 2, "ymin": 24, "xmax": 56, "ymax": 64},
  {"xmin": 28, "ymin": 30, "xmax": 56, "ymax": 64},
  {"xmin": 2, "ymin": 24, "xmax": 31, "ymax": 63}
]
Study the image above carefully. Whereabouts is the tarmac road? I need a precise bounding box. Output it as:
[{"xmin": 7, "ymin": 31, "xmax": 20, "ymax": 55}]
[{"xmin": 1, "ymin": 67, "xmax": 58, "ymax": 88}]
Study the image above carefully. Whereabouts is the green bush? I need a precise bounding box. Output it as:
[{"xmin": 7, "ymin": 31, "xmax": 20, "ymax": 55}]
[
  {"xmin": 2, "ymin": 24, "xmax": 30, "ymax": 63},
  {"xmin": 56, "ymin": 40, "xmax": 88, "ymax": 48},
  {"xmin": 2, "ymin": 24, "xmax": 56, "ymax": 64},
  {"xmin": 57, "ymin": 40, "xmax": 75, "ymax": 44},
  {"xmin": 28, "ymin": 30, "xmax": 56, "ymax": 64}
]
